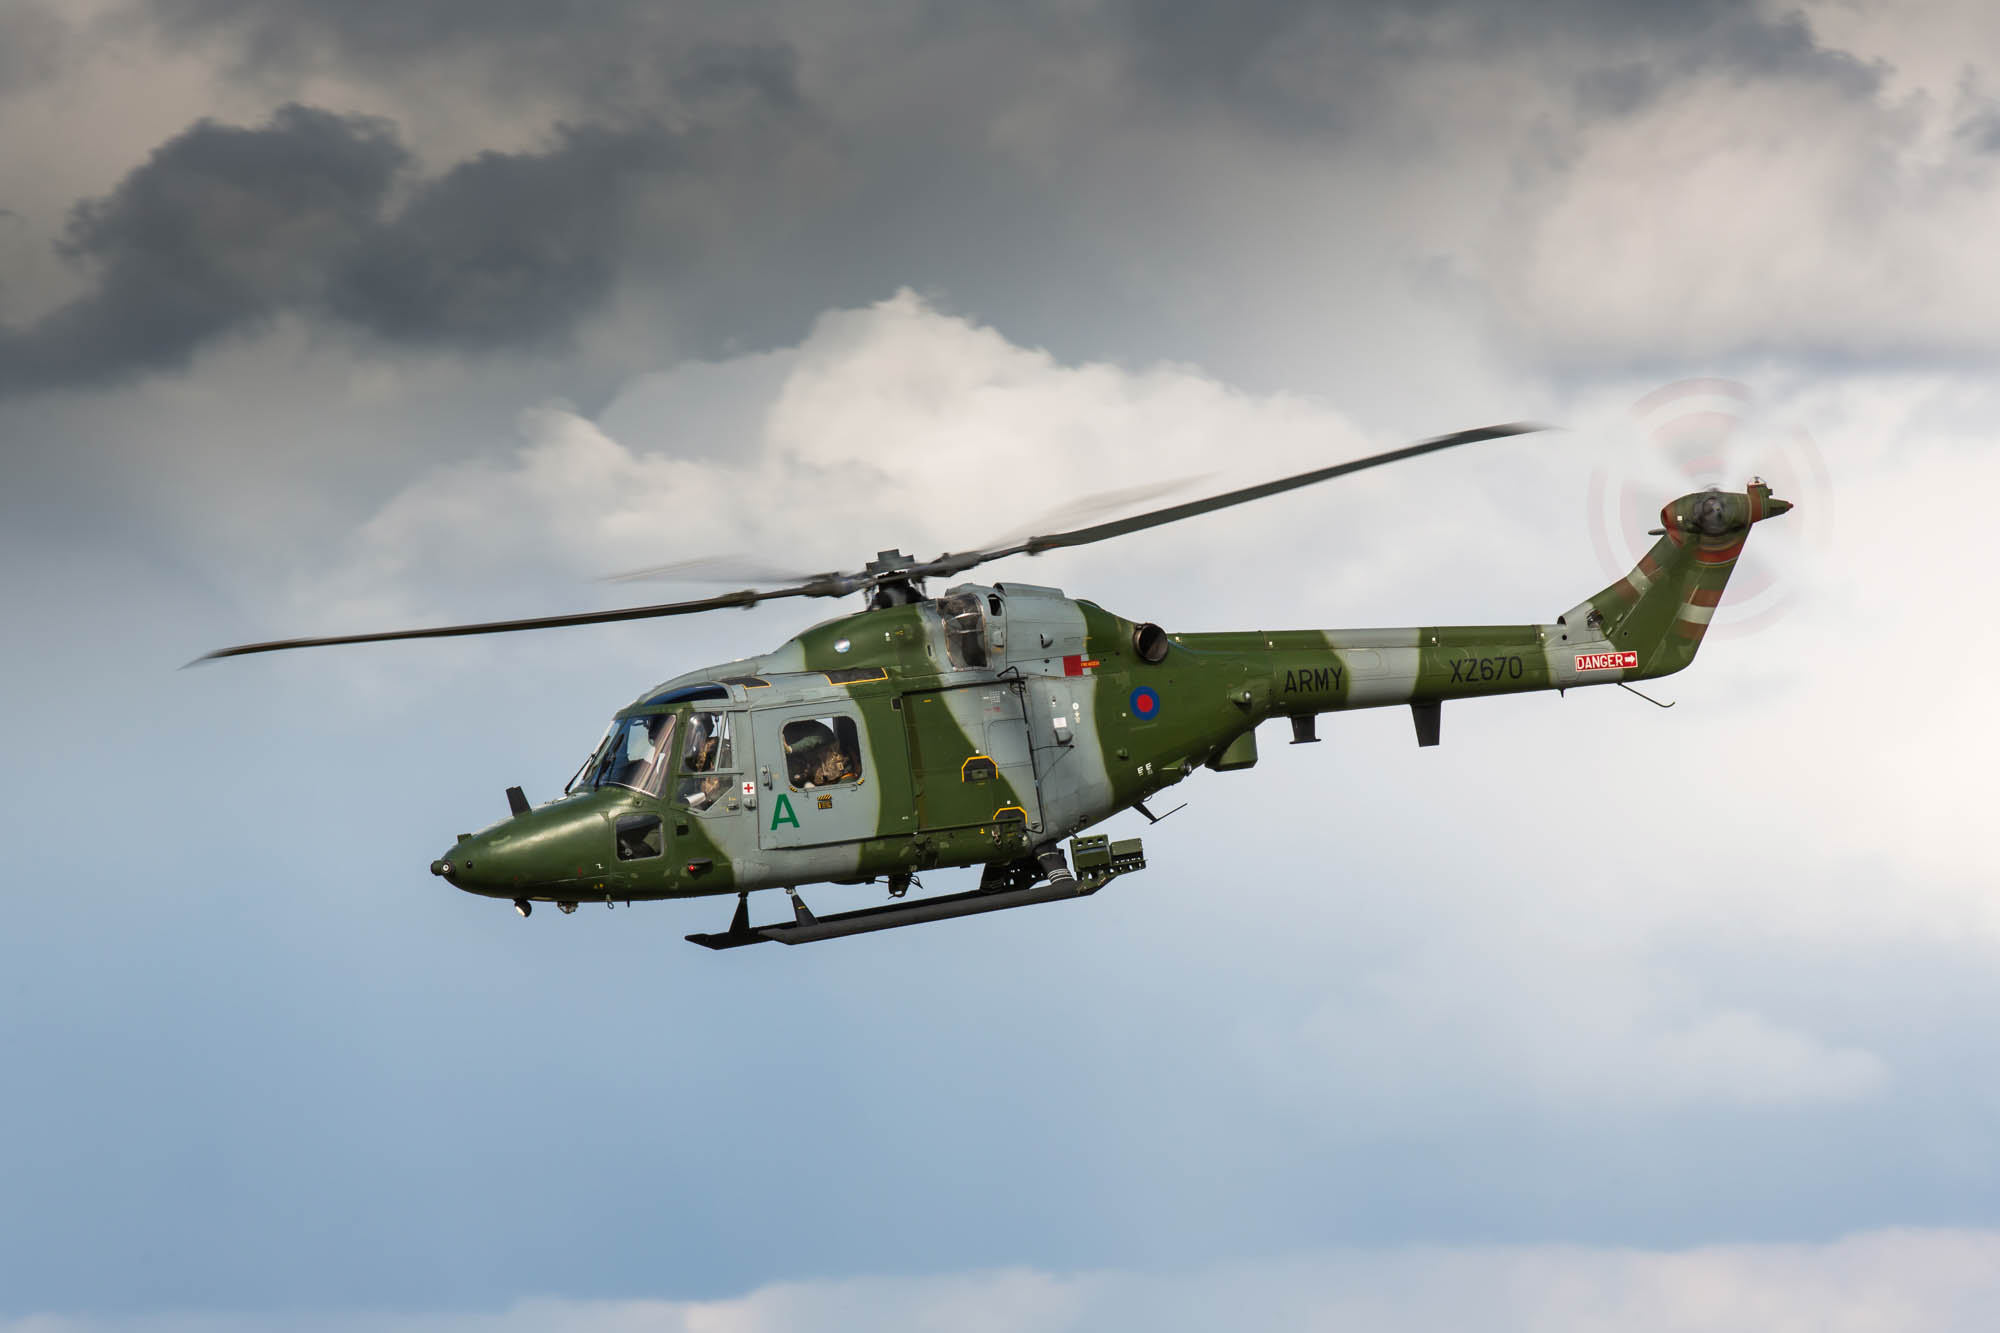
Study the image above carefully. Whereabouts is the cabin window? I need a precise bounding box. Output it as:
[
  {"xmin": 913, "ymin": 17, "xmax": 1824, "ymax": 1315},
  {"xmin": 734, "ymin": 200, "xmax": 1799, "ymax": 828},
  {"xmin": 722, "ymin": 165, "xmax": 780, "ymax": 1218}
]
[
  {"xmin": 937, "ymin": 593, "xmax": 988, "ymax": 668},
  {"xmin": 675, "ymin": 712, "xmax": 739, "ymax": 812},
  {"xmin": 615, "ymin": 813, "xmax": 663, "ymax": 861},
  {"xmin": 782, "ymin": 715, "xmax": 864, "ymax": 789}
]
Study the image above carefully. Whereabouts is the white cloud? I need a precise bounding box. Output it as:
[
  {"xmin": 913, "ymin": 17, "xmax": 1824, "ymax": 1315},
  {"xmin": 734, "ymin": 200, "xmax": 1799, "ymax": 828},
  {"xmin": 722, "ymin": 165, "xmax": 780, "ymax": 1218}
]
[
  {"xmin": 1795, "ymin": 0, "xmax": 2000, "ymax": 106},
  {"xmin": 1228, "ymin": 826, "xmax": 1894, "ymax": 1120},
  {"xmin": 292, "ymin": 289, "xmax": 1400, "ymax": 635},
  {"xmin": 11, "ymin": 1231, "xmax": 2000, "ymax": 1333},
  {"xmin": 1460, "ymin": 63, "xmax": 2000, "ymax": 366}
]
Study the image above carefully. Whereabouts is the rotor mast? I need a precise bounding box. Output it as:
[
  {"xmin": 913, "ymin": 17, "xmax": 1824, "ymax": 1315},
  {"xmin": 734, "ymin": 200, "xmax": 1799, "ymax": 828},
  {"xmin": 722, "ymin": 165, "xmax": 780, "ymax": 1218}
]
[{"xmin": 862, "ymin": 550, "xmax": 928, "ymax": 608}]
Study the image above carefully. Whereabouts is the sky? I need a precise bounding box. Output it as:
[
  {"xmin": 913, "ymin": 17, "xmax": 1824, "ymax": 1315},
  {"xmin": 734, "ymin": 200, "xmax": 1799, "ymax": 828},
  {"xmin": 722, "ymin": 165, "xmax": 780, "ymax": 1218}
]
[{"xmin": 3, "ymin": 1, "xmax": 1999, "ymax": 1328}]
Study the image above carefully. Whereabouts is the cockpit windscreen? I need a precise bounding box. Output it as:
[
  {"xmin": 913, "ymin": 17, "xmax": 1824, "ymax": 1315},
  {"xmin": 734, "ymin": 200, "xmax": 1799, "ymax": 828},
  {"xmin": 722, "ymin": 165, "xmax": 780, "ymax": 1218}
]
[{"xmin": 571, "ymin": 712, "xmax": 675, "ymax": 796}]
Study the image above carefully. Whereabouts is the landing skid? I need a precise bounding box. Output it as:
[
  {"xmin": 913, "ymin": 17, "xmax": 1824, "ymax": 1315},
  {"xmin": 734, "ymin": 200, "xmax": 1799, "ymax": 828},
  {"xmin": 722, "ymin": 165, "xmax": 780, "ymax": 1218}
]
[{"xmin": 686, "ymin": 835, "xmax": 1145, "ymax": 949}]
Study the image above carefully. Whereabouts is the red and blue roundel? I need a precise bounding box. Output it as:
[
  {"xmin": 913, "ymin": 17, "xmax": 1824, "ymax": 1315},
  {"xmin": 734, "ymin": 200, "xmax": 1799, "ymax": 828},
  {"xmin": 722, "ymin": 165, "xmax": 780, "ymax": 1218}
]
[{"xmin": 1129, "ymin": 686, "xmax": 1161, "ymax": 720}]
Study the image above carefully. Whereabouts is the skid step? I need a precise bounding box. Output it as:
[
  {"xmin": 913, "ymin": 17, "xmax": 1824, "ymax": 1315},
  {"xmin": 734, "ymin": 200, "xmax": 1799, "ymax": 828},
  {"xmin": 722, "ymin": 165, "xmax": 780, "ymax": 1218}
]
[{"xmin": 687, "ymin": 835, "xmax": 1144, "ymax": 949}]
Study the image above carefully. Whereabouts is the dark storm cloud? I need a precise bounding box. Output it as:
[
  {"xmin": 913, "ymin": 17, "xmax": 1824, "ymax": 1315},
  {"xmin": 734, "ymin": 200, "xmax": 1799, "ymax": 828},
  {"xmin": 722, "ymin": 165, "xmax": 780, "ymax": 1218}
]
[
  {"xmin": 1099, "ymin": 0, "xmax": 1878, "ymax": 130},
  {"xmin": 147, "ymin": 0, "xmax": 636, "ymax": 62},
  {"xmin": 0, "ymin": 105, "xmax": 407, "ymax": 395},
  {"xmin": 143, "ymin": 0, "xmax": 1878, "ymax": 122},
  {"xmin": 0, "ymin": 46, "xmax": 819, "ymax": 396},
  {"xmin": 142, "ymin": 0, "xmax": 792, "ymax": 119},
  {"xmin": 3, "ymin": 0, "xmax": 1917, "ymax": 399},
  {"xmin": 328, "ymin": 123, "xmax": 687, "ymax": 348}
]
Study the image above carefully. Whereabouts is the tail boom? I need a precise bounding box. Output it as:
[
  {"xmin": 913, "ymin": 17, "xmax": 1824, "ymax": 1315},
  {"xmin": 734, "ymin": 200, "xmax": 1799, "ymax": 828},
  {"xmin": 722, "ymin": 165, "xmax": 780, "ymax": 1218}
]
[{"xmin": 1176, "ymin": 480, "xmax": 1792, "ymax": 722}]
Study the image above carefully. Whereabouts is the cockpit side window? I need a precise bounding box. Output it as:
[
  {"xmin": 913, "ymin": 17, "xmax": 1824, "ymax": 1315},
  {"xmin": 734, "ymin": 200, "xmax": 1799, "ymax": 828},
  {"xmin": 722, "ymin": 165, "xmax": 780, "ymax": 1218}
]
[
  {"xmin": 936, "ymin": 593, "xmax": 988, "ymax": 669},
  {"xmin": 682, "ymin": 712, "xmax": 734, "ymax": 773},
  {"xmin": 675, "ymin": 712, "xmax": 739, "ymax": 812},
  {"xmin": 782, "ymin": 715, "xmax": 863, "ymax": 789}
]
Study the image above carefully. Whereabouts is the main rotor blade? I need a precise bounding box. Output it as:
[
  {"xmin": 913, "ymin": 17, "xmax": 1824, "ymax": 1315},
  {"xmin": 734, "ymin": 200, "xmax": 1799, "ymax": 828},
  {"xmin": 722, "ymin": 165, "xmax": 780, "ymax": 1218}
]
[
  {"xmin": 597, "ymin": 554, "xmax": 831, "ymax": 586},
  {"xmin": 914, "ymin": 421, "xmax": 1546, "ymax": 580},
  {"xmin": 196, "ymin": 420, "xmax": 1543, "ymax": 663},
  {"xmin": 974, "ymin": 473, "xmax": 1215, "ymax": 550},
  {"xmin": 191, "ymin": 580, "xmax": 851, "ymax": 664}
]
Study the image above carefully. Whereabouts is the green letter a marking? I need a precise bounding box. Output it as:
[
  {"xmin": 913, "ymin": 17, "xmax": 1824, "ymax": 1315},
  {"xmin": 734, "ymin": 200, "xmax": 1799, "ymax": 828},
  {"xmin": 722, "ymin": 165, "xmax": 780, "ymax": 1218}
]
[{"xmin": 771, "ymin": 794, "xmax": 800, "ymax": 831}]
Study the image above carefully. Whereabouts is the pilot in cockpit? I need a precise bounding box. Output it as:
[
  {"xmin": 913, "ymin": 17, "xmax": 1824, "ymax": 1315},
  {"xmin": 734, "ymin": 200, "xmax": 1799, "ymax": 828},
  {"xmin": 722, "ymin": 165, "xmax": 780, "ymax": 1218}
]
[
  {"xmin": 678, "ymin": 714, "xmax": 727, "ymax": 810},
  {"xmin": 684, "ymin": 715, "xmax": 714, "ymax": 769}
]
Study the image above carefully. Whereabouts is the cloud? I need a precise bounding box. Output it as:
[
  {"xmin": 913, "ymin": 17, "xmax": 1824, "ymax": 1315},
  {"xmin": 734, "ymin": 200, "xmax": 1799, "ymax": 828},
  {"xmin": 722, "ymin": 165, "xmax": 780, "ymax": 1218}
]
[
  {"xmin": 0, "ymin": 105, "xmax": 405, "ymax": 393},
  {"xmin": 327, "ymin": 122, "xmax": 695, "ymax": 350},
  {"xmin": 144, "ymin": 0, "xmax": 673, "ymax": 70},
  {"xmin": 1261, "ymin": 947, "xmax": 1890, "ymax": 1119},
  {"xmin": 282, "ymin": 289, "xmax": 1390, "ymax": 635},
  {"xmin": 1099, "ymin": 0, "xmax": 1875, "ymax": 137},
  {"xmin": 0, "ymin": 70, "xmax": 824, "ymax": 396},
  {"xmin": 0, "ymin": 3, "xmax": 68, "ymax": 100},
  {"xmin": 8, "ymin": 1230, "xmax": 2000, "ymax": 1332},
  {"xmin": 1464, "ymin": 66, "xmax": 2000, "ymax": 370},
  {"xmin": 140, "ymin": 0, "xmax": 1872, "ymax": 125},
  {"xmin": 141, "ymin": 0, "xmax": 815, "ymax": 128},
  {"xmin": 5, "ymin": 0, "xmax": 1995, "ymax": 406}
]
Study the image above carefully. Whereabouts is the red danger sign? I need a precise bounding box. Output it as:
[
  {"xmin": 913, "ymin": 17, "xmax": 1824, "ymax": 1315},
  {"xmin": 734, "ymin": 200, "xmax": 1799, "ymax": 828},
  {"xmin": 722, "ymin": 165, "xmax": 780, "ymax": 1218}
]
[{"xmin": 1575, "ymin": 651, "xmax": 1639, "ymax": 672}]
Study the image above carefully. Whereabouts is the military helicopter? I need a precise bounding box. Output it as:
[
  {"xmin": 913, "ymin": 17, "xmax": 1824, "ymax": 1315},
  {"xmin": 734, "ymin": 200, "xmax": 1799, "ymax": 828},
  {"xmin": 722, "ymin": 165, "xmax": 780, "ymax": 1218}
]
[{"xmin": 200, "ymin": 423, "xmax": 1791, "ymax": 948}]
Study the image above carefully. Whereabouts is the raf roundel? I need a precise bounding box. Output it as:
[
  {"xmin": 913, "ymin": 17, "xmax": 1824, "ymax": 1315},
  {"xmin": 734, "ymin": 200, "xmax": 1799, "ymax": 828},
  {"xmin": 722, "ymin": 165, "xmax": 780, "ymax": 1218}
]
[{"xmin": 1129, "ymin": 686, "xmax": 1162, "ymax": 720}]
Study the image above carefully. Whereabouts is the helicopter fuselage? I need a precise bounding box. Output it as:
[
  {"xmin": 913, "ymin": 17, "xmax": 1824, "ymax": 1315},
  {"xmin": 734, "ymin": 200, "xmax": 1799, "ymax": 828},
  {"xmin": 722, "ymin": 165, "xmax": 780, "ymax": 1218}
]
[{"xmin": 427, "ymin": 511, "xmax": 1717, "ymax": 913}]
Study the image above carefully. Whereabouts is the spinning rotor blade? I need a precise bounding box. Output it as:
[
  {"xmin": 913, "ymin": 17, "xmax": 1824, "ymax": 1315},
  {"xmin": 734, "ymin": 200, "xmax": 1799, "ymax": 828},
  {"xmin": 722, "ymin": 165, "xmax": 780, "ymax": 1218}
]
[
  {"xmin": 974, "ymin": 474, "xmax": 1215, "ymax": 550},
  {"xmin": 196, "ymin": 420, "xmax": 1542, "ymax": 664},
  {"xmin": 191, "ymin": 577, "xmax": 858, "ymax": 664},
  {"xmin": 909, "ymin": 420, "xmax": 1546, "ymax": 581},
  {"xmin": 597, "ymin": 554, "xmax": 833, "ymax": 586}
]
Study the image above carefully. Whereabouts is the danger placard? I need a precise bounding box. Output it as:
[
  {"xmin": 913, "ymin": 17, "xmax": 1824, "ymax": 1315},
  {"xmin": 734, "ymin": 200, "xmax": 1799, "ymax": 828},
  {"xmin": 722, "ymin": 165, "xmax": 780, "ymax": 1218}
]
[{"xmin": 1575, "ymin": 651, "xmax": 1639, "ymax": 672}]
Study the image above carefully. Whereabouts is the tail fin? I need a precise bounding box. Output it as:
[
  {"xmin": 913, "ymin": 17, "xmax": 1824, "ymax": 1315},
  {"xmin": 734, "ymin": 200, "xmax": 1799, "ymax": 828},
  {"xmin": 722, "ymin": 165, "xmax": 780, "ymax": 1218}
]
[{"xmin": 1562, "ymin": 479, "xmax": 1792, "ymax": 680}]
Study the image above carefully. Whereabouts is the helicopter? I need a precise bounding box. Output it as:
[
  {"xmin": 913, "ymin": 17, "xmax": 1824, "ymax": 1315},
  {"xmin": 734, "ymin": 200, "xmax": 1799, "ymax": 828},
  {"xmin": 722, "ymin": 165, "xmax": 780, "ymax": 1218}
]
[{"xmin": 200, "ymin": 423, "xmax": 1792, "ymax": 948}]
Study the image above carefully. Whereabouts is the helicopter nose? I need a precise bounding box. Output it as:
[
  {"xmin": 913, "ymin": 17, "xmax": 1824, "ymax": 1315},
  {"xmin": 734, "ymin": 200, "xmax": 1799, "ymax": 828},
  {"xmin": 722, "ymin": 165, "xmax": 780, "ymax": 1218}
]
[
  {"xmin": 430, "ymin": 832, "xmax": 489, "ymax": 888},
  {"xmin": 427, "ymin": 798, "xmax": 611, "ymax": 898}
]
